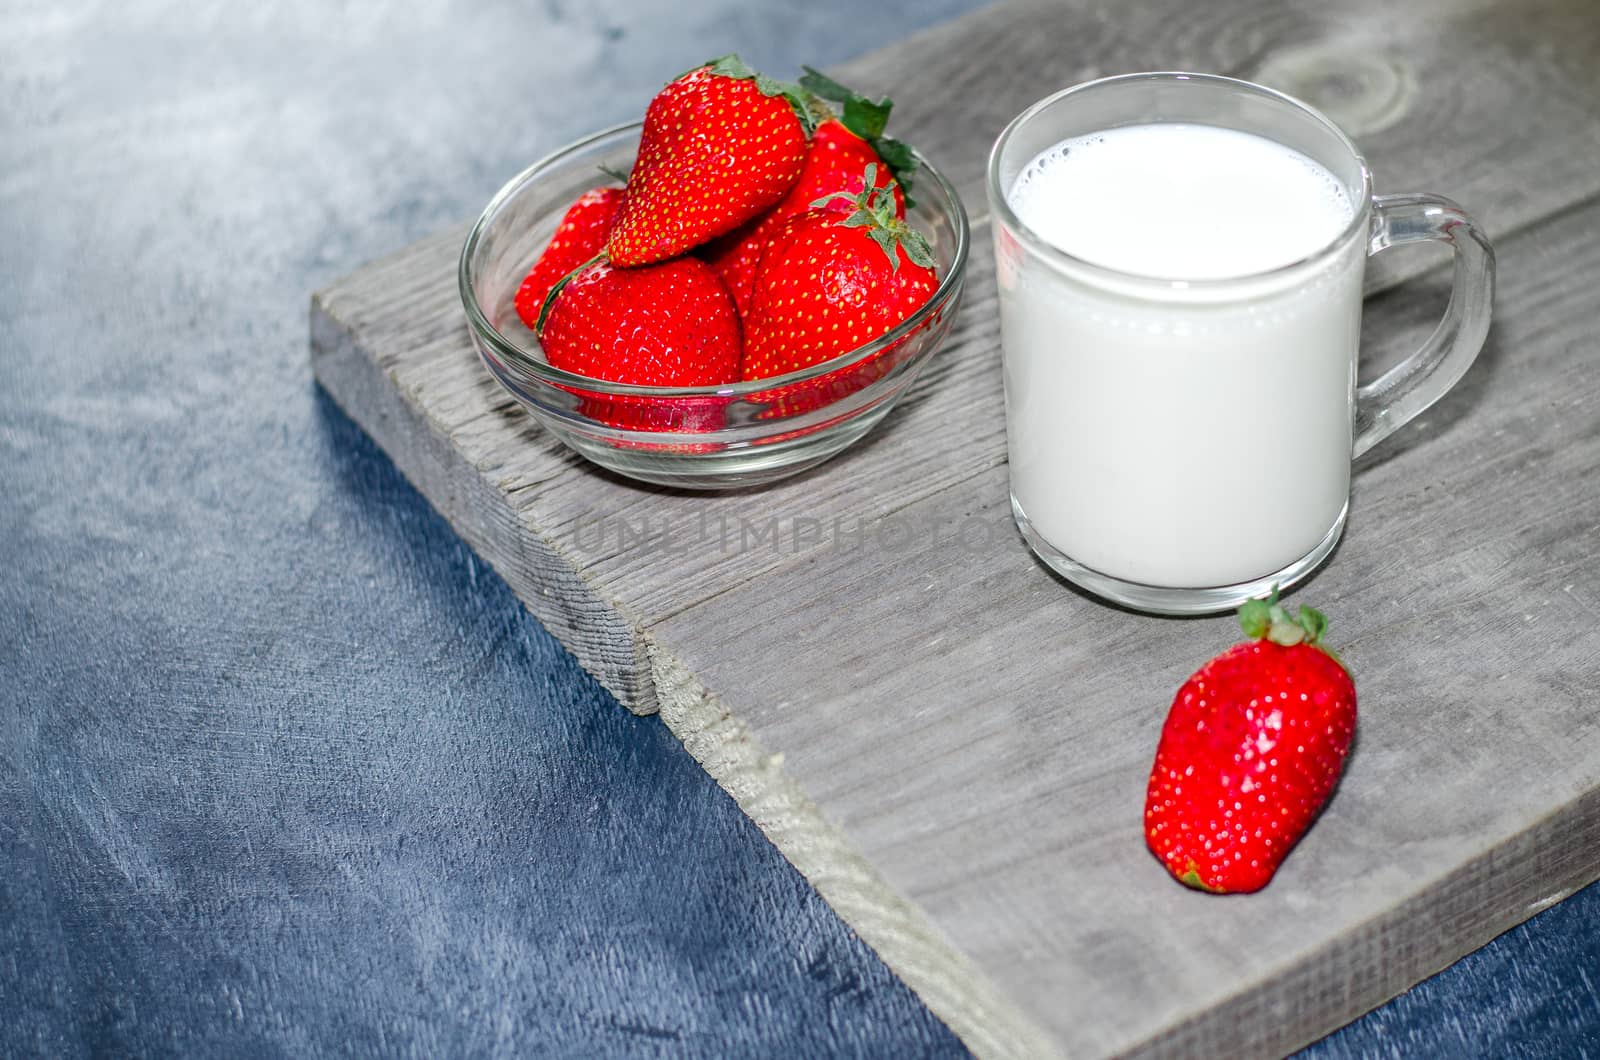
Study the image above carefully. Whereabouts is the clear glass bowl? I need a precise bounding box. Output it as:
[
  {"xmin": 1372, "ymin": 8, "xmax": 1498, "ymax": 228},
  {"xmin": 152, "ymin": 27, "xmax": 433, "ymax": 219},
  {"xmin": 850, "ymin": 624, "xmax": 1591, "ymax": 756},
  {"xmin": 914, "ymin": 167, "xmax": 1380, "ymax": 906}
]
[{"xmin": 459, "ymin": 122, "xmax": 970, "ymax": 489}]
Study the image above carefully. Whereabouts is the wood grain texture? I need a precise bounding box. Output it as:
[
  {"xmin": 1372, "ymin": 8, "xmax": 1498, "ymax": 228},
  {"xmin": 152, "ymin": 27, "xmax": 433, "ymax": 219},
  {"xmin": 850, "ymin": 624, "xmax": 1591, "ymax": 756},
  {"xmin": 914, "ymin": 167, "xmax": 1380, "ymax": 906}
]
[{"xmin": 309, "ymin": 0, "xmax": 1600, "ymax": 1055}]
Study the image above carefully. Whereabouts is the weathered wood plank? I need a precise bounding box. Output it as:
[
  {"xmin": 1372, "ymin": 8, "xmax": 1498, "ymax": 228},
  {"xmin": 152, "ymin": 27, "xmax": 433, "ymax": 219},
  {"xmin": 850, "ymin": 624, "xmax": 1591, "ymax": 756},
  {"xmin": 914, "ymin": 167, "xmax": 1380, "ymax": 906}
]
[{"xmin": 309, "ymin": 0, "xmax": 1600, "ymax": 1055}]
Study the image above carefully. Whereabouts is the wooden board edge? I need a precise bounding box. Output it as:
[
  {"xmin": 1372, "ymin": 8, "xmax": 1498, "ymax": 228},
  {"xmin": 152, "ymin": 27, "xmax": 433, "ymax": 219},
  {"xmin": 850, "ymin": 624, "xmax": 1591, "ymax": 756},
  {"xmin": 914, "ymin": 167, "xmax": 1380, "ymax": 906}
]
[
  {"xmin": 646, "ymin": 633, "xmax": 1064, "ymax": 1060},
  {"xmin": 308, "ymin": 292, "xmax": 660, "ymax": 716},
  {"xmin": 1128, "ymin": 782, "xmax": 1600, "ymax": 1058}
]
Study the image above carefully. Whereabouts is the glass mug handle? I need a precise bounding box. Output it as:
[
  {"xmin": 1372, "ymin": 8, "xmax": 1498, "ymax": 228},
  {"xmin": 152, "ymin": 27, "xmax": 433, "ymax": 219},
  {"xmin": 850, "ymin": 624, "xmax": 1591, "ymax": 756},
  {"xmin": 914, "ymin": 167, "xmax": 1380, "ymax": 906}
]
[{"xmin": 1354, "ymin": 193, "xmax": 1496, "ymax": 457}]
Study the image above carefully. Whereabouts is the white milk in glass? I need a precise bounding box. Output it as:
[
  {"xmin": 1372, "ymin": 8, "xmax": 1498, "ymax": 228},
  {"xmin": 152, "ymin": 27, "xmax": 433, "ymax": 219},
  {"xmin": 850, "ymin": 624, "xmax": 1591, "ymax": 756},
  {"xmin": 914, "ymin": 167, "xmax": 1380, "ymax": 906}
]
[{"xmin": 997, "ymin": 122, "xmax": 1365, "ymax": 588}]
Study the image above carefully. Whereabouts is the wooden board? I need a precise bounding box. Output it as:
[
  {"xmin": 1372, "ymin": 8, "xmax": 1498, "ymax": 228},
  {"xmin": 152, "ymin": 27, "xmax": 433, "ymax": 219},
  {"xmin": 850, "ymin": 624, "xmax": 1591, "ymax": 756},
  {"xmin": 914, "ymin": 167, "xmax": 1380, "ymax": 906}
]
[{"xmin": 309, "ymin": 0, "xmax": 1600, "ymax": 1055}]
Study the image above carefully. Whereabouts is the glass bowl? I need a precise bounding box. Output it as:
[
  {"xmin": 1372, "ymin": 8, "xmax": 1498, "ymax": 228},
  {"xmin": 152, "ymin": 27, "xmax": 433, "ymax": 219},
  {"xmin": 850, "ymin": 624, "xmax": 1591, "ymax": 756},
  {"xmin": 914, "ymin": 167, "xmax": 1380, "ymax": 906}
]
[{"xmin": 459, "ymin": 122, "xmax": 969, "ymax": 489}]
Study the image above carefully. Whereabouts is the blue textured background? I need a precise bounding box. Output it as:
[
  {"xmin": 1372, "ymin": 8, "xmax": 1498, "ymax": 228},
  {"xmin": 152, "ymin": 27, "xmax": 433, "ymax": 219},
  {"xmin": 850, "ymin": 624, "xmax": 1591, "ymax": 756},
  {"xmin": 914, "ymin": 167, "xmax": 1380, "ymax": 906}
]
[{"xmin": 3, "ymin": 2, "xmax": 1597, "ymax": 1056}]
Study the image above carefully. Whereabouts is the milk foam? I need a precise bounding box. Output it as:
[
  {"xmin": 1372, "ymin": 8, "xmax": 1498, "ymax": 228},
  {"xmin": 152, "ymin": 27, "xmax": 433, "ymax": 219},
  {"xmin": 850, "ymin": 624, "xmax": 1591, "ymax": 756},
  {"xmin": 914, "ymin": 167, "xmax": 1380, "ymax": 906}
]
[{"xmin": 1007, "ymin": 123, "xmax": 1355, "ymax": 281}]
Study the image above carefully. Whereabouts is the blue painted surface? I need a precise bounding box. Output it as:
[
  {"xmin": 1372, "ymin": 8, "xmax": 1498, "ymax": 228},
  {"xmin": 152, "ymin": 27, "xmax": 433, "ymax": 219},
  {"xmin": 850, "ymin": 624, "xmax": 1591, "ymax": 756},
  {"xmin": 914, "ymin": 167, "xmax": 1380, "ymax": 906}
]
[{"xmin": 1, "ymin": 2, "xmax": 1595, "ymax": 1057}]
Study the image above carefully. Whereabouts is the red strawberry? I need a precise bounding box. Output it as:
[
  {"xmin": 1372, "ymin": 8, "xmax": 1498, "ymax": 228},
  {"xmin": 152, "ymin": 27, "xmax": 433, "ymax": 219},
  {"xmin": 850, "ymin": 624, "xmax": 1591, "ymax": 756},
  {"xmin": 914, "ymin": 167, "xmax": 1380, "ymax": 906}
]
[
  {"xmin": 704, "ymin": 119, "xmax": 905, "ymax": 317},
  {"xmin": 1144, "ymin": 592, "xmax": 1357, "ymax": 894},
  {"xmin": 514, "ymin": 186, "xmax": 625, "ymax": 329},
  {"xmin": 537, "ymin": 257, "xmax": 740, "ymax": 388},
  {"xmin": 606, "ymin": 55, "xmax": 810, "ymax": 267},
  {"xmin": 741, "ymin": 168, "xmax": 938, "ymax": 381}
]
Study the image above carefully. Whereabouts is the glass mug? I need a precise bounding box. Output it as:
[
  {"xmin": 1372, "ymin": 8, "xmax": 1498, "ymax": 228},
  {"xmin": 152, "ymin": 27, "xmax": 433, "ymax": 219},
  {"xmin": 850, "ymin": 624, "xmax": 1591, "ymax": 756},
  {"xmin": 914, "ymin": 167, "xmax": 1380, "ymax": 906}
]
[{"xmin": 987, "ymin": 72, "xmax": 1494, "ymax": 615}]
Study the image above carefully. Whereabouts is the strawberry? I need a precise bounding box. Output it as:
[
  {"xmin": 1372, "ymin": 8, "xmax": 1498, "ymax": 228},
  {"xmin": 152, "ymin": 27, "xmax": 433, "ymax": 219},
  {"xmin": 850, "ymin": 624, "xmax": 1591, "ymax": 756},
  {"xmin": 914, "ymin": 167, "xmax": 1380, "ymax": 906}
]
[
  {"xmin": 537, "ymin": 257, "xmax": 740, "ymax": 388},
  {"xmin": 606, "ymin": 55, "xmax": 811, "ymax": 267},
  {"xmin": 741, "ymin": 166, "xmax": 937, "ymax": 381},
  {"xmin": 513, "ymin": 186, "xmax": 625, "ymax": 330},
  {"xmin": 705, "ymin": 120, "xmax": 905, "ymax": 317},
  {"xmin": 703, "ymin": 66, "xmax": 916, "ymax": 317},
  {"xmin": 1144, "ymin": 591, "xmax": 1357, "ymax": 894}
]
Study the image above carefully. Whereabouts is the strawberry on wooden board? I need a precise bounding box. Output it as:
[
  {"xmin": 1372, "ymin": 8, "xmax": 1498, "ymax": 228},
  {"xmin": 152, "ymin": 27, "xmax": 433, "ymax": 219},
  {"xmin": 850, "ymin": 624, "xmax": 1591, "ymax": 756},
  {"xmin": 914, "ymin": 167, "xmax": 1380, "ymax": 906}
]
[
  {"xmin": 513, "ymin": 186, "xmax": 624, "ymax": 330},
  {"xmin": 1144, "ymin": 592, "xmax": 1358, "ymax": 895},
  {"xmin": 606, "ymin": 55, "xmax": 811, "ymax": 267},
  {"xmin": 703, "ymin": 67, "xmax": 915, "ymax": 317},
  {"xmin": 537, "ymin": 257, "xmax": 740, "ymax": 388},
  {"xmin": 741, "ymin": 166, "xmax": 938, "ymax": 381}
]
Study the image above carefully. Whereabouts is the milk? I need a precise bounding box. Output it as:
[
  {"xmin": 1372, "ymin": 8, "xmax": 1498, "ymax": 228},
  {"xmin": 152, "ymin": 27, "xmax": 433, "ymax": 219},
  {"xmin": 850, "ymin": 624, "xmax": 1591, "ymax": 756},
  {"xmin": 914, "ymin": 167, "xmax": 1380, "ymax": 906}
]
[{"xmin": 996, "ymin": 122, "xmax": 1365, "ymax": 589}]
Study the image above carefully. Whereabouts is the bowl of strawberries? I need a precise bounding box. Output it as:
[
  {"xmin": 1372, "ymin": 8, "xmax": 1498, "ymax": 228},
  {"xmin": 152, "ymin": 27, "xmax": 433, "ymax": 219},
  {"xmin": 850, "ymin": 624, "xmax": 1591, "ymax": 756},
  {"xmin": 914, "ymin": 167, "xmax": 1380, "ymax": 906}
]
[{"xmin": 459, "ymin": 56, "xmax": 969, "ymax": 489}]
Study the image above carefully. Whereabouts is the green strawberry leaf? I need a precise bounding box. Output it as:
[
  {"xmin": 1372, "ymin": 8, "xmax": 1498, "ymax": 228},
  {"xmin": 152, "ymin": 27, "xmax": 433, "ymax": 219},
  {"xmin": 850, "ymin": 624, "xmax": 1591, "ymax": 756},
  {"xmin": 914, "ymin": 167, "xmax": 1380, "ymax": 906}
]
[
  {"xmin": 871, "ymin": 135, "xmax": 916, "ymax": 174},
  {"xmin": 1238, "ymin": 587, "xmax": 1333, "ymax": 648},
  {"xmin": 822, "ymin": 165, "xmax": 939, "ymax": 275},
  {"xmin": 796, "ymin": 65, "xmax": 917, "ymax": 206},
  {"xmin": 1298, "ymin": 606, "xmax": 1328, "ymax": 644},
  {"xmin": 703, "ymin": 53, "xmax": 756, "ymax": 80},
  {"xmin": 796, "ymin": 66, "xmax": 854, "ymax": 103},
  {"xmin": 799, "ymin": 66, "xmax": 892, "ymax": 140},
  {"xmin": 843, "ymin": 98, "xmax": 890, "ymax": 140},
  {"xmin": 1238, "ymin": 598, "xmax": 1272, "ymax": 639},
  {"xmin": 867, "ymin": 227, "xmax": 900, "ymax": 271},
  {"xmin": 811, "ymin": 189, "xmax": 857, "ymax": 210},
  {"xmin": 899, "ymin": 228, "xmax": 935, "ymax": 269},
  {"xmin": 872, "ymin": 136, "xmax": 918, "ymax": 209}
]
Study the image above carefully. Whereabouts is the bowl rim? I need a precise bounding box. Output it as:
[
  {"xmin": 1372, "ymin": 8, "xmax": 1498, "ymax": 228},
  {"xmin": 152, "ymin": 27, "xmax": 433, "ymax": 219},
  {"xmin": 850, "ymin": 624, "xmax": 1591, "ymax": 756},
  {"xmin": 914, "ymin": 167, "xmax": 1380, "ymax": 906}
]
[{"xmin": 458, "ymin": 120, "xmax": 970, "ymax": 399}]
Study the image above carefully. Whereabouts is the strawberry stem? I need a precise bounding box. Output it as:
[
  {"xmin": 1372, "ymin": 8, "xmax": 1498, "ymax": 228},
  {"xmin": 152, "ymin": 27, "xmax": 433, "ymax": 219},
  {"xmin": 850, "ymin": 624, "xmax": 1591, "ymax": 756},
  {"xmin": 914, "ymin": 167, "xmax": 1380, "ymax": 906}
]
[
  {"xmin": 812, "ymin": 165, "xmax": 934, "ymax": 273},
  {"xmin": 1238, "ymin": 585, "xmax": 1329, "ymax": 648},
  {"xmin": 534, "ymin": 252, "xmax": 605, "ymax": 338}
]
